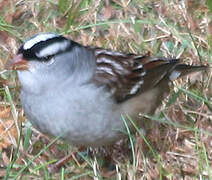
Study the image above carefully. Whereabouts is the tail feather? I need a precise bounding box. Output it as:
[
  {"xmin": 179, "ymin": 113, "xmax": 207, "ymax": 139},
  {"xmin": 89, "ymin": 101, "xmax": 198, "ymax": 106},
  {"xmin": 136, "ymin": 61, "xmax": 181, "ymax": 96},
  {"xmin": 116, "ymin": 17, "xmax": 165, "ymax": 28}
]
[{"xmin": 169, "ymin": 64, "xmax": 208, "ymax": 81}]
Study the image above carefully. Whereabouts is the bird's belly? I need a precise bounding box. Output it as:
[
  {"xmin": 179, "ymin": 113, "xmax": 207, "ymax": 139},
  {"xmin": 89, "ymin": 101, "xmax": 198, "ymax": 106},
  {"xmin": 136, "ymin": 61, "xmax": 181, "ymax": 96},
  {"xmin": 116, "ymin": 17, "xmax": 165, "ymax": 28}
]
[{"xmin": 21, "ymin": 90, "xmax": 125, "ymax": 147}]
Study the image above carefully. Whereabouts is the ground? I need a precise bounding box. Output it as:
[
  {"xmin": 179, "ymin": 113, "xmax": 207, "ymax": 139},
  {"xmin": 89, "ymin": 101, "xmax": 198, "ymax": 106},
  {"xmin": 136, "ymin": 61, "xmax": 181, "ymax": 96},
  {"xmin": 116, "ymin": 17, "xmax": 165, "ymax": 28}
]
[{"xmin": 0, "ymin": 0, "xmax": 211, "ymax": 179}]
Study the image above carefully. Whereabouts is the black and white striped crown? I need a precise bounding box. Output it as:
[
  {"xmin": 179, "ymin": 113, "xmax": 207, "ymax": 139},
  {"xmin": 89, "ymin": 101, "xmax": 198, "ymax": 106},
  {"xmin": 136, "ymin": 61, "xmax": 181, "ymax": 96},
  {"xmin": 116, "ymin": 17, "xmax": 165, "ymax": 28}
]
[{"xmin": 18, "ymin": 33, "xmax": 74, "ymax": 60}]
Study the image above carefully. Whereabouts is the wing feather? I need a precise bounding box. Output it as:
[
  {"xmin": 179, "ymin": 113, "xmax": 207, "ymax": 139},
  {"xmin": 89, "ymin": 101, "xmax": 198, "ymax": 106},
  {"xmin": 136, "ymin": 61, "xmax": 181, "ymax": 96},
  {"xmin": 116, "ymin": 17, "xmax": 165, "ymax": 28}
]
[{"xmin": 92, "ymin": 48, "xmax": 206, "ymax": 102}]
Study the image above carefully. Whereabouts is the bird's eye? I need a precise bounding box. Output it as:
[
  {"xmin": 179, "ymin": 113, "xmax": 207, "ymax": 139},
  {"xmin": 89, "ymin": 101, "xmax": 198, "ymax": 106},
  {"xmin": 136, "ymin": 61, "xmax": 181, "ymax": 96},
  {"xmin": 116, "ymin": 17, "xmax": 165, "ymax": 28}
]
[
  {"xmin": 42, "ymin": 55, "xmax": 53, "ymax": 61},
  {"xmin": 43, "ymin": 56, "xmax": 55, "ymax": 66}
]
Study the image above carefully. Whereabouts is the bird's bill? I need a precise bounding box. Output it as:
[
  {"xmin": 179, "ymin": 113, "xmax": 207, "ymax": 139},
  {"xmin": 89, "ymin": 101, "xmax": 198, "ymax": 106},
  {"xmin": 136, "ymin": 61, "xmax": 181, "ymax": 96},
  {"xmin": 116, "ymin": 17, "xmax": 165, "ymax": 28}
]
[{"xmin": 5, "ymin": 54, "xmax": 29, "ymax": 70}]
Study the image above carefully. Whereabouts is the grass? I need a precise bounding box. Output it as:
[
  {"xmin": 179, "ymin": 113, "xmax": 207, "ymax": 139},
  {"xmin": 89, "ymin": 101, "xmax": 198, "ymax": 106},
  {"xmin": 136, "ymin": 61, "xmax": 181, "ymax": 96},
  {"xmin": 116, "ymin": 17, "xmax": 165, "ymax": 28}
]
[{"xmin": 0, "ymin": 0, "xmax": 211, "ymax": 179}]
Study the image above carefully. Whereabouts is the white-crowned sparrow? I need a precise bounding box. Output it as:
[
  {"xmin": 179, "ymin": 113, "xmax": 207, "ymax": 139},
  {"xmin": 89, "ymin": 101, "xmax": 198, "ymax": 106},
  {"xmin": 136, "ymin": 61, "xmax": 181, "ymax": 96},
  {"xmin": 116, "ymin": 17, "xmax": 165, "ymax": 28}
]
[{"xmin": 5, "ymin": 33, "xmax": 207, "ymax": 147}]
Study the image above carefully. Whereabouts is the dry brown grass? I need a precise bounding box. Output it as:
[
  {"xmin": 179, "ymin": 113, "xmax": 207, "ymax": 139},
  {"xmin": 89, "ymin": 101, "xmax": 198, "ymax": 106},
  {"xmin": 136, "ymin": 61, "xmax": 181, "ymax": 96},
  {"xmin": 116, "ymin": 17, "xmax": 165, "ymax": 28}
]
[{"xmin": 0, "ymin": 0, "xmax": 211, "ymax": 179}]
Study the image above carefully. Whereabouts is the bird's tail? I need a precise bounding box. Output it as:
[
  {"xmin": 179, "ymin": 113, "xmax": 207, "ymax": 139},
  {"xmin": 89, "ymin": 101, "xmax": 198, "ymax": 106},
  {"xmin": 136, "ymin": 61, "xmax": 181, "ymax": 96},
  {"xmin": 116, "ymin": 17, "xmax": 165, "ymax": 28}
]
[{"xmin": 169, "ymin": 64, "xmax": 208, "ymax": 81}]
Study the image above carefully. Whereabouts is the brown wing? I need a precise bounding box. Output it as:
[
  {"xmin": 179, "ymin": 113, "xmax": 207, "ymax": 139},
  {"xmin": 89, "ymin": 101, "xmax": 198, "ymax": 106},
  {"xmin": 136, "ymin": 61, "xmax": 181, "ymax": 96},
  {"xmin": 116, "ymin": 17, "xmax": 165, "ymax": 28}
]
[{"xmin": 92, "ymin": 48, "xmax": 205, "ymax": 103}]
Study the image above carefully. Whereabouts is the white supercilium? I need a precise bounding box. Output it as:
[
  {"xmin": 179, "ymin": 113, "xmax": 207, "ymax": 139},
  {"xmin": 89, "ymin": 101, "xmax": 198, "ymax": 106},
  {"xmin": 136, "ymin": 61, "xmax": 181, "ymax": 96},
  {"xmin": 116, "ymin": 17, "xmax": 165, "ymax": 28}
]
[
  {"xmin": 36, "ymin": 41, "xmax": 70, "ymax": 58},
  {"xmin": 23, "ymin": 33, "xmax": 59, "ymax": 50}
]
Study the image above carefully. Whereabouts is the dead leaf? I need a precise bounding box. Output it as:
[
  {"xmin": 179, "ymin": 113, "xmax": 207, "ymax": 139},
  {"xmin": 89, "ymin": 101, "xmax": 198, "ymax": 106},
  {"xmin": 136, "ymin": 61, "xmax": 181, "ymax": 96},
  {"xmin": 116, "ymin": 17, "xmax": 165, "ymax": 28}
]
[
  {"xmin": 0, "ymin": 120, "xmax": 18, "ymax": 151},
  {"xmin": 0, "ymin": 0, "xmax": 11, "ymax": 12},
  {"xmin": 12, "ymin": 8, "xmax": 24, "ymax": 21},
  {"xmin": 0, "ymin": 170, "xmax": 6, "ymax": 178},
  {"xmin": 187, "ymin": 15, "xmax": 198, "ymax": 31},
  {"xmin": 80, "ymin": 31, "xmax": 89, "ymax": 46},
  {"xmin": 103, "ymin": 5, "xmax": 114, "ymax": 20},
  {"xmin": 0, "ymin": 31, "xmax": 10, "ymax": 45},
  {"xmin": 2, "ymin": 151, "xmax": 10, "ymax": 166},
  {"xmin": 0, "ymin": 107, "xmax": 11, "ymax": 119}
]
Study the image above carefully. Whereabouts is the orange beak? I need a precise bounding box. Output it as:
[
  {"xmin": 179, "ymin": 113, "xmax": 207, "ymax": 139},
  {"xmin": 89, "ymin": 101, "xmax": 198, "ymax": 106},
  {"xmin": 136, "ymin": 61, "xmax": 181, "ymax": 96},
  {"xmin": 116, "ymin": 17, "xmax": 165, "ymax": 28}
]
[{"xmin": 5, "ymin": 54, "xmax": 29, "ymax": 71}]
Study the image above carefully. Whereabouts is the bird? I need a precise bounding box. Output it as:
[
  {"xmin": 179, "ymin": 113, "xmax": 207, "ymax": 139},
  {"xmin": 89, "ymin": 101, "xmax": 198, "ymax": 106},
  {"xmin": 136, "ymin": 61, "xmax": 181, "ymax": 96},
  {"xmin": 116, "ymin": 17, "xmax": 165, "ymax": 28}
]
[{"xmin": 5, "ymin": 33, "xmax": 207, "ymax": 147}]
